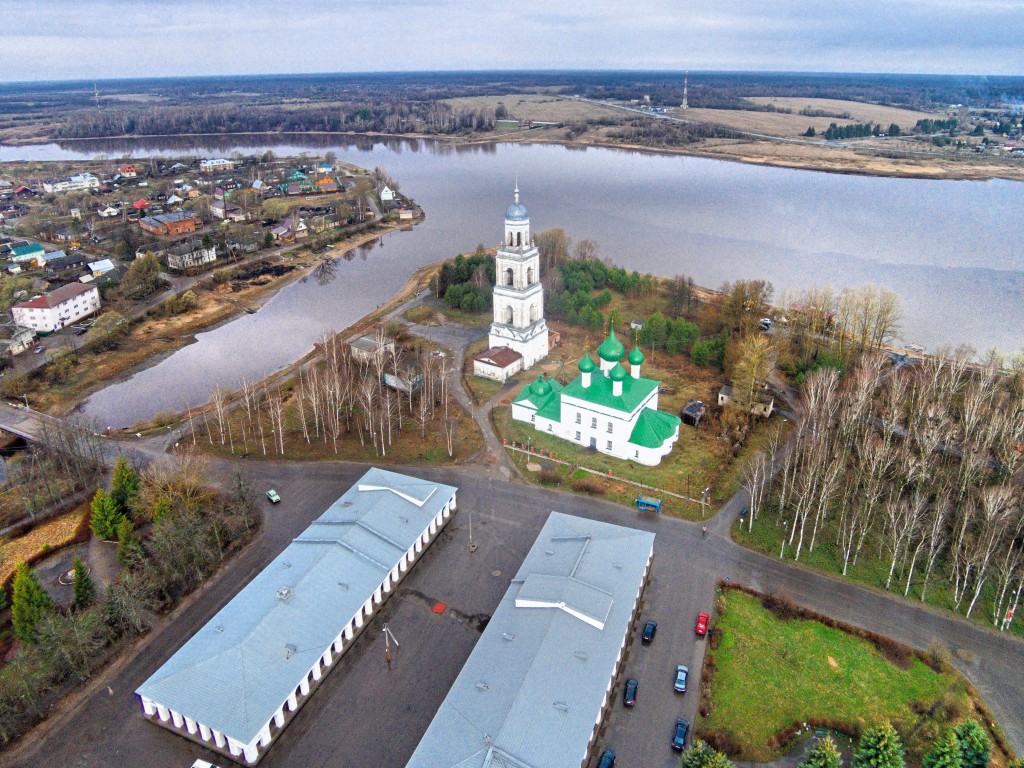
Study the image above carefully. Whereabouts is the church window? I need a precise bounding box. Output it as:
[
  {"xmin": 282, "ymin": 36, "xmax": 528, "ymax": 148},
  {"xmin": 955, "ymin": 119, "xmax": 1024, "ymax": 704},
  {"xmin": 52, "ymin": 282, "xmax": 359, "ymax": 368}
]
[
  {"xmin": 505, "ymin": 305, "xmax": 513, "ymax": 324},
  {"xmin": 591, "ymin": 417, "xmax": 597, "ymax": 428},
  {"xmin": 635, "ymin": 450, "xmax": 640, "ymax": 458},
  {"xmin": 516, "ymin": 232, "xmax": 522, "ymax": 247},
  {"xmin": 505, "ymin": 268, "xmax": 514, "ymax": 287},
  {"xmin": 607, "ymin": 422, "xmax": 613, "ymax": 433},
  {"xmin": 531, "ymin": 415, "xmax": 535, "ymax": 423},
  {"xmin": 547, "ymin": 424, "xmax": 552, "ymax": 432},
  {"xmin": 575, "ymin": 413, "xmax": 581, "ymax": 424},
  {"xmin": 527, "ymin": 267, "xmax": 534, "ymax": 284},
  {"xmin": 575, "ymin": 431, "xmax": 581, "ymax": 441},
  {"xmin": 606, "ymin": 441, "xmax": 613, "ymax": 450}
]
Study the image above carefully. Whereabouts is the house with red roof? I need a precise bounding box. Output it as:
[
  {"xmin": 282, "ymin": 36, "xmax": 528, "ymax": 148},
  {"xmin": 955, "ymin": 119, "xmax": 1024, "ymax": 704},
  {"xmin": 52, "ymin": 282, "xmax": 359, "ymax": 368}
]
[{"xmin": 11, "ymin": 283, "xmax": 101, "ymax": 333}]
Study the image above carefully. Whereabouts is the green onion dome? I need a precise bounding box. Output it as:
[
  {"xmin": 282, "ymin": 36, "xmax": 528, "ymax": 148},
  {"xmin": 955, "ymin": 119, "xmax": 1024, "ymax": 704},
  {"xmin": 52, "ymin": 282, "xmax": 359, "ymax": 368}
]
[
  {"xmin": 578, "ymin": 353, "xmax": 597, "ymax": 373},
  {"xmin": 609, "ymin": 363, "xmax": 628, "ymax": 382},
  {"xmin": 597, "ymin": 328, "xmax": 625, "ymax": 362},
  {"xmin": 530, "ymin": 375, "xmax": 551, "ymax": 396},
  {"xmin": 628, "ymin": 345, "xmax": 645, "ymax": 365}
]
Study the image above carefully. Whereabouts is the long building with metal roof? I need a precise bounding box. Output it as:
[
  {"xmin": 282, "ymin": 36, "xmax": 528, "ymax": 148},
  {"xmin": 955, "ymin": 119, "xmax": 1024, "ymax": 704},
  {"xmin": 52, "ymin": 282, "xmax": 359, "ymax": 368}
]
[
  {"xmin": 405, "ymin": 512, "xmax": 654, "ymax": 768},
  {"xmin": 136, "ymin": 468, "xmax": 457, "ymax": 765}
]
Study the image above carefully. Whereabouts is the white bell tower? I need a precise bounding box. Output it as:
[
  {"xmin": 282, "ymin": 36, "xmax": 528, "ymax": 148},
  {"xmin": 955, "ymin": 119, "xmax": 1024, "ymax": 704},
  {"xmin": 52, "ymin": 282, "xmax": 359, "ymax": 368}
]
[{"xmin": 488, "ymin": 184, "xmax": 549, "ymax": 369}]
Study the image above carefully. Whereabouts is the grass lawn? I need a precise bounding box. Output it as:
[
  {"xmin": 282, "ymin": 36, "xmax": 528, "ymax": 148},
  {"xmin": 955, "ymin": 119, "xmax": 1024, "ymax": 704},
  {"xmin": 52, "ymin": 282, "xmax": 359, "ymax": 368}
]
[
  {"xmin": 733, "ymin": 514, "xmax": 1024, "ymax": 641},
  {"xmin": 700, "ymin": 590, "xmax": 1009, "ymax": 762}
]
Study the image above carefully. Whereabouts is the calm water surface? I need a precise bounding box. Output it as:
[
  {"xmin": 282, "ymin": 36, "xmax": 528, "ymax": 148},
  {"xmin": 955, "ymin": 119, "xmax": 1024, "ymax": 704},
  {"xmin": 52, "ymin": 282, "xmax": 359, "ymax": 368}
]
[{"xmin": 2, "ymin": 137, "xmax": 1021, "ymax": 427}]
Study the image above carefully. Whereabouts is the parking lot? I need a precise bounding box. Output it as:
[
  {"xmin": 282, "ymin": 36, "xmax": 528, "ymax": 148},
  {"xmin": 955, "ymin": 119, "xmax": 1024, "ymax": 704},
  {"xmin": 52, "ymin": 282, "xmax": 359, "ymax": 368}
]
[{"xmin": 12, "ymin": 462, "xmax": 1024, "ymax": 768}]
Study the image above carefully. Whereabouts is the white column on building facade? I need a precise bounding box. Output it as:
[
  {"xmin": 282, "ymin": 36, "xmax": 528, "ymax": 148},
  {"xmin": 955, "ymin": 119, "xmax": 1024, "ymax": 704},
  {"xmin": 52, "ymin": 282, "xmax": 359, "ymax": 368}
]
[
  {"xmin": 242, "ymin": 741, "xmax": 258, "ymax": 763},
  {"xmin": 200, "ymin": 722, "xmax": 212, "ymax": 741},
  {"xmin": 141, "ymin": 698, "xmax": 156, "ymax": 716},
  {"xmin": 171, "ymin": 709, "xmax": 184, "ymax": 728},
  {"xmin": 274, "ymin": 706, "xmax": 285, "ymax": 728},
  {"xmin": 213, "ymin": 730, "xmax": 226, "ymax": 748},
  {"xmin": 259, "ymin": 723, "xmax": 273, "ymax": 746},
  {"xmin": 156, "ymin": 704, "xmax": 170, "ymax": 722},
  {"xmin": 311, "ymin": 661, "xmax": 322, "ymax": 682},
  {"xmin": 286, "ymin": 691, "xmax": 298, "ymax": 712},
  {"xmin": 184, "ymin": 716, "xmax": 198, "ymax": 735},
  {"xmin": 299, "ymin": 675, "xmax": 310, "ymax": 696},
  {"xmin": 322, "ymin": 648, "xmax": 333, "ymax": 667}
]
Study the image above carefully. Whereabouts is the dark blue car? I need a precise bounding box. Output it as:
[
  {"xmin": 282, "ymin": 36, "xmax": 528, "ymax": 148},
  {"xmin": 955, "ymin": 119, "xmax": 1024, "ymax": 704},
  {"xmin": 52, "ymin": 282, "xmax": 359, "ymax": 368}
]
[
  {"xmin": 672, "ymin": 718, "xmax": 690, "ymax": 751},
  {"xmin": 623, "ymin": 678, "xmax": 638, "ymax": 707},
  {"xmin": 598, "ymin": 749, "xmax": 616, "ymax": 767},
  {"xmin": 641, "ymin": 620, "xmax": 657, "ymax": 643}
]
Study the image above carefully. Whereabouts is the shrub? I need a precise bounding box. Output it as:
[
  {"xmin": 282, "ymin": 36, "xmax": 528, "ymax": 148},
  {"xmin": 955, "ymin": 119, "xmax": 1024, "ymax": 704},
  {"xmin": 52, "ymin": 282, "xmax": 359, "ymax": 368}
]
[
  {"xmin": 700, "ymin": 730, "xmax": 743, "ymax": 757},
  {"xmin": 537, "ymin": 470, "xmax": 561, "ymax": 486},
  {"xmin": 572, "ymin": 478, "xmax": 604, "ymax": 495}
]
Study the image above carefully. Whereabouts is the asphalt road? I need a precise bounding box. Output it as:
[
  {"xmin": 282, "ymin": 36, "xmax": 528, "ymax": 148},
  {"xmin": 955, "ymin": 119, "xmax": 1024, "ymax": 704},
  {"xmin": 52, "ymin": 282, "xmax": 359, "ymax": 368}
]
[{"xmin": 4, "ymin": 461, "xmax": 1023, "ymax": 768}]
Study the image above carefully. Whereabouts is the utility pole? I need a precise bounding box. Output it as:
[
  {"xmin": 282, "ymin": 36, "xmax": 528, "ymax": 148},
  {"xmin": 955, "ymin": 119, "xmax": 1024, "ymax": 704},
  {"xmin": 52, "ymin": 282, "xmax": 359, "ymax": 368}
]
[
  {"xmin": 681, "ymin": 73, "xmax": 689, "ymax": 110},
  {"xmin": 382, "ymin": 623, "xmax": 400, "ymax": 666},
  {"xmin": 468, "ymin": 509, "xmax": 477, "ymax": 553}
]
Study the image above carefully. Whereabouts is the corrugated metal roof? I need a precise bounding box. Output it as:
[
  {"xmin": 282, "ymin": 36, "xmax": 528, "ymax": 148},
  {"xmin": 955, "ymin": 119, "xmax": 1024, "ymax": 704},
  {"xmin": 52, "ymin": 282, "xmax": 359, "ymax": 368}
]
[
  {"xmin": 136, "ymin": 468, "xmax": 457, "ymax": 747},
  {"xmin": 405, "ymin": 512, "xmax": 654, "ymax": 768}
]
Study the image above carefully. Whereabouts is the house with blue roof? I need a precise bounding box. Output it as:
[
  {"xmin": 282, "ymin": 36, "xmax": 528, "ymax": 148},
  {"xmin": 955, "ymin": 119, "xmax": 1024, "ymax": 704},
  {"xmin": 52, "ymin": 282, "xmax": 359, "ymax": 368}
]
[
  {"xmin": 136, "ymin": 468, "xmax": 458, "ymax": 765},
  {"xmin": 512, "ymin": 327, "xmax": 680, "ymax": 466}
]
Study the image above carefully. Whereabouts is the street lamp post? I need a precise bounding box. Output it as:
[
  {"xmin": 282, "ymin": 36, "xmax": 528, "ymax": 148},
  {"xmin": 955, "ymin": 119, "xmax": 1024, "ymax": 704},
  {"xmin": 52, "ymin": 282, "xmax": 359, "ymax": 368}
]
[{"xmin": 780, "ymin": 521, "xmax": 788, "ymax": 559}]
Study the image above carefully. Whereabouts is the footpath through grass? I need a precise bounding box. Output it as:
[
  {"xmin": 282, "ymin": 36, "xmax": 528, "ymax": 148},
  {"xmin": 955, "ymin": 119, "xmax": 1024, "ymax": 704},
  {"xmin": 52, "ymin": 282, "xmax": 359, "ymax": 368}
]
[{"xmin": 700, "ymin": 589, "xmax": 1009, "ymax": 763}]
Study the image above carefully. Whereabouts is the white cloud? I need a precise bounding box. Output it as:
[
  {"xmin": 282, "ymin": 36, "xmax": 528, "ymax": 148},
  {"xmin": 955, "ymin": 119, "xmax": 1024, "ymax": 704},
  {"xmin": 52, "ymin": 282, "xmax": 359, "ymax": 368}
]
[{"xmin": 1, "ymin": 0, "xmax": 1022, "ymax": 80}]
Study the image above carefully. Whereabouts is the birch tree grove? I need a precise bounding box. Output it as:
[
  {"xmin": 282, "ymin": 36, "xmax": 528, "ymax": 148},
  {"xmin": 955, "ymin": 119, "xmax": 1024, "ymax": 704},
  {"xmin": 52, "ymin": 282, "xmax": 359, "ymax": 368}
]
[
  {"xmin": 766, "ymin": 350, "xmax": 1024, "ymax": 630},
  {"xmin": 196, "ymin": 327, "xmax": 460, "ymax": 460}
]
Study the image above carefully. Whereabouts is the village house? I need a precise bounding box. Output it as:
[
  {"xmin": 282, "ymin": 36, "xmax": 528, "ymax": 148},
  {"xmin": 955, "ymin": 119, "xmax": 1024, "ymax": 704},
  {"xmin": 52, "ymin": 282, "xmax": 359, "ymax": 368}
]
[
  {"xmin": 87, "ymin": 259, "xmax": 116, "ymax": 277},
  {"xmin": 97, "ymin": 205, "xmax": 120, "ymax": 218},
  {"xmin": 348, "ymin": 333, "xmax": 396, "ymax": 364},
  {"xmin": 11, "ymin": 283, "xmax": 101, "ymax": 333},
  {"xmin": 717, "ymin": 385, "xmax": 775, "ymax": 418},
  {"xmin": 138, "ymin": 211, "xmax": 202, "ymax": 237},
  {"xmin": 10, "ymin": 243, "xmax": 46, "ymax": 264},
  {"xmin": 165, "ymin": 242, "xmax": 217, "ymax": 271},
  {"xmin": 118, "ymin": 164, "xmax": 138, "ymax": 178},
  {"xmin": 0, "ymin": 324, "xmax": 38, "ymax": 357},
  {"xmin": 199, "ymin": 158, "xmax": 235, "ymax": 173},
  {"xmin": 379, "ymin": 185, "xmax": 395, "ymax": 202},
  {"xmin": 42, "ymin": 173, "xmax": 100, "ymax": 194},
  {"xmin": 210, "ymin": 200, "xmax": 247, "ymax": 222}
]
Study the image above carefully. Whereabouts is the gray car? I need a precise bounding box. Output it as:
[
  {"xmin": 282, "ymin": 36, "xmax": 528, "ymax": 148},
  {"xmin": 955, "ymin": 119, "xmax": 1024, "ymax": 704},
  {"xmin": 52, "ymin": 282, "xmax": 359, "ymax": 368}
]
[{"xmin": 674, "ymin": 664, "xmax": 688, "ymax": 693}]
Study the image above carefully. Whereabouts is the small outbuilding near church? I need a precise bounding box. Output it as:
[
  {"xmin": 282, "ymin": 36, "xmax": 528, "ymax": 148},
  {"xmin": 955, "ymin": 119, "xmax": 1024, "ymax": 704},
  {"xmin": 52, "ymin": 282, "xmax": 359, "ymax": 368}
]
[{"xmin": 135, "ymin": 468, "xmax": 457, "ymax": 765}]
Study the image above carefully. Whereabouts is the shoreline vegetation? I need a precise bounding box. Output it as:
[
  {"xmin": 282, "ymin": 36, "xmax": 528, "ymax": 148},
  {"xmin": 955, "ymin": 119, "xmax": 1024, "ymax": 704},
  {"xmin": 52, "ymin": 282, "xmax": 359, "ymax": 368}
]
[{"xmin": 5, "ymin": 129, "xmax": 1022, "ymax": 182}]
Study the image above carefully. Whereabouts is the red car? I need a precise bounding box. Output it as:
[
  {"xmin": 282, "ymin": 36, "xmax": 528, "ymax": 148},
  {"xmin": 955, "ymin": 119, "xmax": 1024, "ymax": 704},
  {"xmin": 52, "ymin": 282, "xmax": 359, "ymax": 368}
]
[{"xmin": 695, "ymin": 612, "xmax": 709, "ymax": 637}]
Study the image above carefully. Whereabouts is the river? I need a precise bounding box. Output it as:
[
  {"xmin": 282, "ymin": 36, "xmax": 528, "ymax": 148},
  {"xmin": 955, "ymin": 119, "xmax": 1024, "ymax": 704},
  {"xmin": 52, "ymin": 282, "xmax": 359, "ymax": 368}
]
[{"xmin": 2, "ymin": 136, "xmax": 1022, "ymax": 428}]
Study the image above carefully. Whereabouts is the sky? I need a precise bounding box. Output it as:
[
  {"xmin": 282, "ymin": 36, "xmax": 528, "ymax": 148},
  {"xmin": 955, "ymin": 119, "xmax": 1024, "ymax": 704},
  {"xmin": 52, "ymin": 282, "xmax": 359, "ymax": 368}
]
[{"xmin": 3, "ymin": 0, "xmax": 1023, "ymax": 82}]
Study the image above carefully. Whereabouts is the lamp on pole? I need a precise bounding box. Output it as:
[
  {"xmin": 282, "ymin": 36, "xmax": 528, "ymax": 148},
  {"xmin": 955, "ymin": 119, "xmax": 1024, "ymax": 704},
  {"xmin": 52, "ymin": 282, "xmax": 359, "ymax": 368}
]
[
  {"xmin": 382, "ymin": 623, "xmax": 400, "ymax": 666},
  {"xmin": 780, "ymin": 521, "xmax": 788, "ymax": 559}
]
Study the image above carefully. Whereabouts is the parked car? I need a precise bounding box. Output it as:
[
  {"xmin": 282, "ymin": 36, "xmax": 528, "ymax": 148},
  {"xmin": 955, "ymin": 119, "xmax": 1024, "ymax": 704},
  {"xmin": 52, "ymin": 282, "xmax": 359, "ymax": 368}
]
[
  {"xmin": 597, "ymin": 749, "xmax": 616, "ymax": 768},
  {"xmin": 695, "ymin": 612, "xmax": 710, "ymax": 637},
  {"xmin": 623, "ymin": 678, "xmax": 638, "ymax": 707},
  {"xmin": 674, "ymin": 665, "xmax": 688, "ymax": 693},
  {"xmin": 672, "ymin": 718, "xmax": 690, "ymax": 751},
  {"xmin": 266, "ymin": 489, "xmax": 281, "ymax": 503},
  {"xmin": 641, "ymin": 619, "xmax": 657, "ymax": 643},
  {"xmin": 32, "ymin": 345, "xmax": 43, "ymax": 354}
]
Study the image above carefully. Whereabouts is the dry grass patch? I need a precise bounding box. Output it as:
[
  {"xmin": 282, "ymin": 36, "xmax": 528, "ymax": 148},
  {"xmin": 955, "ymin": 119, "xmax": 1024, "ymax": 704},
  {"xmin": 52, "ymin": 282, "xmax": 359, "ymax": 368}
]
[{"xmin": 0, "ymin": 504, "xmax": 90, "ymax": 587}]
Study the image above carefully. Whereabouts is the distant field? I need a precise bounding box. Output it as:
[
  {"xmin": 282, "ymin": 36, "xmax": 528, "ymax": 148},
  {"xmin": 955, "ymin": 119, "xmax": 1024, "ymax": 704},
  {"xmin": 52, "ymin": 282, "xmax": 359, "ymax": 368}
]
[
  {"xmin": 745, "ymin": 96, "xmax": 937, "ymax": 130},
  {"xmin": 443, "ymin": 94, "xmax": 619, "ymax": 124},
  {"xmin": 681, "ymin": 98, "xmax": 937, "ymax": 138}
]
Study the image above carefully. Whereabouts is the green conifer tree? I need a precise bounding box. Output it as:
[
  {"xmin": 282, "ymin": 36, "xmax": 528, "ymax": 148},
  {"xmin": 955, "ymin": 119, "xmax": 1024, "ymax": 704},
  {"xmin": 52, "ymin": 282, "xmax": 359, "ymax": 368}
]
[
  {"xmin": 90, "ymin": 488, "xmax": 122, "ymax": 541},
  {"xmin": 853, "ymin": 724, "xmax": 905, "ymax": 768},
  {"xmin": 680, "ymin": 739, "xmax": 736, "ymax": 768},
  {"xmin": 72, "ymin": 555, "xmax": 95, "ymax": 609},
  {"xmin": 802, "ymin": 736, "xmax": 842, "ymax": 768},
  {"xmin": 954, "ymin": 720, "xmax": 990, "ymax": 768},
  {"xmin": 116, "ymin": 517, "xmax": 144, "ymax": 568},
  {"xmin": 110, "ymin": 454, "xmax": 141, "ymax": 519},
  {"xmin": 11, "ymin": 563, "xmax": 55, "ymax": 643},
  {"xmin": 923, "ymin": 728, "xmax": 962, "ymax": 768}
]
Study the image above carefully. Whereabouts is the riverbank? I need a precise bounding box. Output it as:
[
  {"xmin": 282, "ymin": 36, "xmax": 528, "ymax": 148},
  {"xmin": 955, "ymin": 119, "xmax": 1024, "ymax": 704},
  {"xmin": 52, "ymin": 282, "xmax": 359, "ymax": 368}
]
[
  {"xmin": 21, "ymin": 219, "xmax": 414, "ymax": 420},
  {"xmin": 6, "ymin": 127, "xmax": 1023, "ymax": 182}
]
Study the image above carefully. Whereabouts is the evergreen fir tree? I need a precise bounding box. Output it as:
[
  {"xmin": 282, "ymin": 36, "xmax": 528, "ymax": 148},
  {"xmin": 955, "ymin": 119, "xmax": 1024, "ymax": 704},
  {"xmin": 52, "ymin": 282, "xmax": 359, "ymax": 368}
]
[
  {"xmin": 116, "ymin": 517, "xmax": 144, "ymax": 568},
  {"xmin": 954, "ymin": 720, "xmax": 990, "ymax": 768},
  {"xmin": 802, "ymin": 736, "xmax": 842, "ymax": 768},
  {"xmin": 90, "ymin": 488, "xmax": 122, "ymax": 541},
  {"xmin": 853, "ymin": 724, "xmax": 905, "ymax": 768},
  {"xmin": 72, "ymin": 555, "xmax": 95, "ymax": 609},
  {"xmin": 923, "ymin": 728, "xmax": 962, "ymax": 768},
  {"xmin": 680, "ymin": 739, "xmax": 735, "ymax": 768},
  {"xmin": 11, "ymin": 563, "xmax": 55, "ymax": 643},
  {"xmin": 110, "ymin": 454, "xmax": 141, "ymax": 519}
]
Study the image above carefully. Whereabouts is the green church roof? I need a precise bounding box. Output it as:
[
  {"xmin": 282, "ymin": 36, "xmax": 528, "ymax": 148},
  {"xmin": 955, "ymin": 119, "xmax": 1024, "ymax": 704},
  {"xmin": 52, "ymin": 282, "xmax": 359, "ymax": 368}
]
[
  {"xmin": 559, "ymin": 370, "xmax": 658, "ymax": 414},
  {"xmin": 628, "ymin": 408, "xmax": 681, "ymax": 449},
  {"xmin": 597, "ymin": 328, "xmax": 625, "ymax": 362},
  {"xmin": 578, "ymin": 353, "xmax": 597, "ymax": 373},
  {"xmin": 628, "ymin": 345, "xmax": 645, "ymax": 365}
]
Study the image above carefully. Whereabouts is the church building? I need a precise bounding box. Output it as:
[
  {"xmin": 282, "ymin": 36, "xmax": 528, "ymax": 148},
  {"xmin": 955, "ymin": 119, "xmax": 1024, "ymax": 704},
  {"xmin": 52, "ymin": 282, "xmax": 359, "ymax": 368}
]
[
  {"xmin": 512, "ymin": 328, "xmax": 681, "ymax": 466},
  {"xmin": 472, "ymin": 185, "xmax": 549, "ymax": 383}
]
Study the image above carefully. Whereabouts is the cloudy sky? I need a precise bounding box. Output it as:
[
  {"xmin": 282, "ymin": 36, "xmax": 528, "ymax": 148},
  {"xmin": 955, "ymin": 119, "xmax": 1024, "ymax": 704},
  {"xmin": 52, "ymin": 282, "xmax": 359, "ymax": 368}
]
[{"xmin": 3, "ymin": 0, "xmax": 1023, "ymax": 82}]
